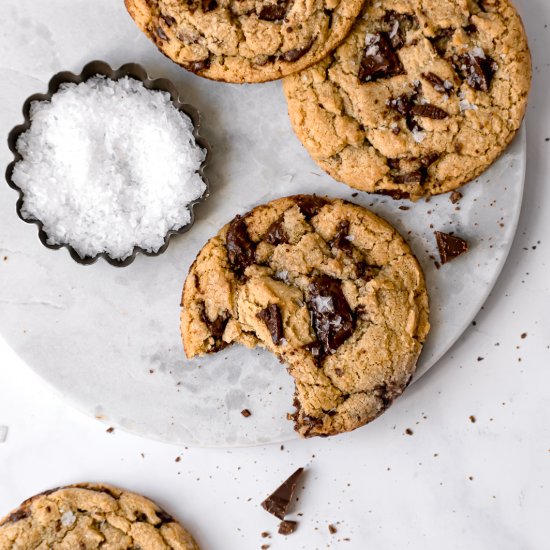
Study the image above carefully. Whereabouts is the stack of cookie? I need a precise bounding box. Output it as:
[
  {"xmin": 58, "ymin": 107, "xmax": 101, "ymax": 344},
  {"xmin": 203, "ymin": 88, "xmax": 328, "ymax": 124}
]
[{"xmin": 126, "ymin": 0, "xmax": 531, "ymax": 437}]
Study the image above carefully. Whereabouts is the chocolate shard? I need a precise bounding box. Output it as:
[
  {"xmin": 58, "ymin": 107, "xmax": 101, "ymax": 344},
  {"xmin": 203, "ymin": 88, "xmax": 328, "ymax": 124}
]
[
  {"xmin": 429, "ymin": 27, "xmax": 455, "ymax": 56},
  {"xmin": 454, "ymin": 50, "xmax": 497, "ymax": 92},
  {"xmin": 410, "ymin": 103, "xmax": 448, "ymax": 119},
  {"xmin": 330, "ymin": 220, "xmax": 352, "ymax": 253},
  {"xmin": 261, "ymin": 467, "xmax": 304, "ymax": 520},
  {"xmin": 202, "ymin": 0, "xmax": 217, "ymax": 11},
  {"xmin": 388, "ymin": 93, "xmax": 412, "ymax": 117},
  {"xmin": 383, "ymin": 11, "xmax": 418, "ymax": 49},
  {"xmin": 359, "ymin": 32, "xmax": 404, "ymax": 83},
  {"xmin": 264, "ymin": 217, "xmax": 289, "ymax": 245},
  {"xmin": 259, "ymin": 2, "xmax": 288, "ymax": 21},
  {"xmin": 435, "ymin": 231, "xmax": 469, "ymax": 264},
  {"xmin": 241, "ymin": 408, "xmax": 252, "ymax": 417},
  {"xmin": 256, "ymin": 304, "xmax": 284, "ymax": 345},
  {"xmin": 278, "ymin": 520, "xmax": 298, "ymax": 535},
  {"xmin": 226, "ymin": 215, "xmax": 256, "ymax": 273},
  {"xmin": 308, "ymin": 275, "xmax": 355, "ymax": 355},
  {"xmin": 294, "ymin": 195, "xmax": 328, "ymax": 220},
  {"xmin": 280, "ymin": 40, "xmax": 314, "ymax": 62},
  {"xmin": 156, "ymin": 26, "xmax": 169, "ymax": 41},
  {"xmin": 421, "ymin": 72, "xmax": 454, "ymax": 94}
]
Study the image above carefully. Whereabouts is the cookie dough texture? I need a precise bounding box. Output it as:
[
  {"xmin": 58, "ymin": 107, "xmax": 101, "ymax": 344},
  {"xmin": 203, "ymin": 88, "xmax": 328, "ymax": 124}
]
[
  {"xmin": 124, "ymin": 0, "xmax": 365, "ymax": 83},
  {"xmin": 0, "ymin": 483, "xmax": 199, "ymax": 550},
  {"xmin": 283, "ymin": 0, "xmax": 531, "ymax": 199},
  {"xmin": 181, "ymin": 196, "xmax": 430, "ymax": 437}
]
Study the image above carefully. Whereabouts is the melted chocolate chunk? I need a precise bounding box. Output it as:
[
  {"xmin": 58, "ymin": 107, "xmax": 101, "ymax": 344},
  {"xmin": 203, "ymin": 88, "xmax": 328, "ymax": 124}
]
[
  {"xmin": 226, "ymin": 215, "xmax": 256, "ymax": 273},
  {"xmin": 358, "ymin": 32, "xmax": 404, "ymax": 83},
  {"xmin": 410, "ymin": 103, "xmax": 449, "ymax": 119},
  {"xmin": 295, "ymin": 195, "xmax": 328, "ymax": 220},
  {"xmin": 256, "ymin": 304, "xmax": 284, "ymax": 345},
  {"xmin": 454, "ymin": 51, "xmax": 497, "ymax": 92},
  {"xmin": 383, "ymin": 11, "xmax": 418, "ymax": 49},
  {"xmin": 330, "ymin": 220, "xmax": 352, "ymax": 253},
  {"xmin": 421, "ymin": 72, "xmax": 454, "ymax": 94},
  {"xmin": 264, "ymin": 217, "xmax": 289, "ymax": 245},
  {"xmin": 308, "ymin": 275, "xmax": 355, "ymax": 355},
  {"xmin": 184, "ymin": 58, "xmax": 210, "ymax": 73},
  {"xmin": 280, "ymin": 40, "xmax": 313, "ymax": 62},
  {"xmin": 435, "ymin": 231, "xmax": 469, "ymax": 264},
  {"xmin": 259, "ymin": 2, "xmax": 288, "ymax": 21},
  {"xmin": 279, "ymin": 520, "xmax": 298, "ymax": 535},
  {"xmin": 261, "ymin": 467, "xmax": 304, "ymax": 520},
  {"xmin": 156, "ymin": 26, "xmax": 169, "ymax": 41},
  {"xmin": 202, "ymin": 0, "xmax": 217, "ymax": 11}
]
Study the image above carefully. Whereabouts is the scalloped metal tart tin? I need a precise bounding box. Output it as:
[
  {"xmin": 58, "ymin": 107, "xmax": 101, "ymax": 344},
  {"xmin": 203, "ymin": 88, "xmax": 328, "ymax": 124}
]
[{"xmin": 5, "ymin": 60, "xmax": 211, "ymax": 267}]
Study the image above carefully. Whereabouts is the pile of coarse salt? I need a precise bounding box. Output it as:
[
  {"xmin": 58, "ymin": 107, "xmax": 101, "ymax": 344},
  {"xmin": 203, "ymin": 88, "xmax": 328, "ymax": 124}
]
[{"xmin": 12, "ymin": 76, "xmax": 207, "ymax": 261}]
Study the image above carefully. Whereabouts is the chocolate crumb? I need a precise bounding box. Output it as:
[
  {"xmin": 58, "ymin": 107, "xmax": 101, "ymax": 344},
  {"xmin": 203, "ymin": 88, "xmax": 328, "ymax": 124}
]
[
  {"xmin": 261, "ymin": 545, "xmax": 270, "ymax": 550},
  {"xmin": 328, "ymin": 524, "xmax": 337, "ymax": 534},
  {"xmin": 405, "ymin": 428, "xmax": 413, "ymax": 435},
  {"xmin": 450, "ymin": 191, "xmax": 463, "ymax": 204},
  {"xmin": 469, "ymin": 415, "xmax": 476, "ymax": 423},
  {"xmin": 256, "ymin": 304, "xmax": 284, "ymax": 345},
  {"xmin": 398, "ymin": 205, "xmax": 410, "ymax": 211},
  {"xmin": 175, "ymin": 456, "xmax": 181, "ymax": 462},
  {"xmin": 477, "ymin": 357, "xmax": 484, "ymax": 362},
  {"xmin": 106, "ymin": 427, "xmax": 114, "ymax": 433},
  {"xmin": 261, "ymin": 467, "xmax": 304, "ymax": 520},
  {"xmin": 261, "ymin": 532, "xmax": 270, "ymax": 538},
  {"xmin": 521, "ymin": 332, "xmax": 527, "ymax": 339},
  {"xmin": 278, "ymin": 520, "xmax": 298, "ymax": 535},
  {"xmin": 241, "ymin": 409, "xmax": 252, "ymax": 418}
]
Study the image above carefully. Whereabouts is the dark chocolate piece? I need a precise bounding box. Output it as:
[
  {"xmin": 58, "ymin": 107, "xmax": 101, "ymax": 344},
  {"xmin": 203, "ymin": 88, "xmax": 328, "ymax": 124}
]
[
  {"xmin": 375, "ymin": 189, "xmax": 410, "ymax": 200},
  {"xmin": 280, "ymin": 40, "xmax": 313, "ymax": 62},
  {"xmin": 202, "ymin": 0, "xmax": 217, "ymax": 11},
  {"xmin": 155, "ymin": 510, "xmax": 174, "ymax": 524},
  {"xmin": 156, "ymin": 26, "xmax": 169, "ymax": 41},
  {"xmin": 160, "ymin": 14, "xmax": 176, "ymax": 26},
  {"xmin": 264, "ymin": 217, "xmax": 289, "ymax": 245},
  {"xmin": 421, "ymin": 72, "xmax": 454, "ymax": 94},
  {"xmin": 256, "ymin": 304, "xmax": 284, "ymax": 345},
  {"xmin": 429, "ymin": 28, "xmax": 455, "ymax": 56},
  {"xmin": 464, "ymin": 23, "xmax": 478, "ymax": 35},
  {"xmin": 259, "ymin": 2, "xmax": 288, "ymax": 21},
  {"xmin": 295, "ymin": 195, "xmax": 328, "ymax": 220},
  {"xmin": 330, "ymin": 220, "xmax": 352, "ymax": 253},
  {"xmin": 388, "ymin": 93, "xmax": 412, "ymax": 117},
  {"xmin": 383, "ymin": 11, "xmax": 418, "ymax": 49},
  {"xmin": 308, "ymin": 275, "xmax": 354, "ymax": 355},
  {"xmin": 410, "ymin": 103, "xmax": 449, "ymax": 119},
  {"xmin": 358, "ymin": 32, "xmax": 404, "ymax": 83},
  {"xmin": 200, "ymin": 303, "xmax": 229, "ymax": 341},
  {"xmin": 184, "ymin": 58, "xmax": 210, "ymax": 73},
  {"xmin": 226, "ymin": 215, "xmax": 256, "ymax": 273},
  {"xmin": 435, "ymin": 231, "xmax": 469, "ymax": 264},
  {"xmin": 278, "ymin": 520, "xmax": 298, "ymax": 535},
  {"xmin": 0, "ymin": 508, "xmax": 29, "ymax": 526},
  {"xmin": 241, "ymin": 408, "xmax": 252, "ymax": 417},
  {"xmin": 454, "ymin": 51, "xmax": 497, "ymax": 92},
  {"xmin": 261, "ymin": 467, "xmax": 304, "ymax": 520},
  {"xmin": 304, "ymin": 341, "xmax": 323, "ymax": 362}
]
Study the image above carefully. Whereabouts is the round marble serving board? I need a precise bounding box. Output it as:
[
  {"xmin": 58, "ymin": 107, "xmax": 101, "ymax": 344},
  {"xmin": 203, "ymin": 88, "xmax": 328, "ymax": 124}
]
[{"xmin": 0, "ymin": 0, "xmax": 526, "ymax": 447}]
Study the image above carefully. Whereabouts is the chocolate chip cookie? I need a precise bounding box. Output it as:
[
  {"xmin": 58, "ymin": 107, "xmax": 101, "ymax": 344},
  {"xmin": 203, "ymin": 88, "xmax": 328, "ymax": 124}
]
[
  {"xmin": 124, "ymin": 0, "xmax": 365, "ymax": 83},
  {"xmin": 181, "ymin": 195, "xmax": 430, "ymax": 437},
  {"xmin": 283, "ymin": 0, "xmax": 531, "ymax": 200},
  {"xmin": 0, "ymin": 483, "xmax": 199, "ymax": 549}
]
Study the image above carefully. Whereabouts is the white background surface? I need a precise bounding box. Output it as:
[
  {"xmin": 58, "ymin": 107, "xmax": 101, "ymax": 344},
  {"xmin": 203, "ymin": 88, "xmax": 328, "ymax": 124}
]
[{"xmin": 0, "ymin": 0, "xmax": 549, "ymax": 548}]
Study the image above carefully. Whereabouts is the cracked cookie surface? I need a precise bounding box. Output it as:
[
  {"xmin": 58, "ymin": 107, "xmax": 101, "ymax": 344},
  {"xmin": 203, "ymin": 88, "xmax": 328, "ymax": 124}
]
[
  {"xmin": 181, "ymin": 195, "xmax": 429, "ymax": 437},
  {"xmin": 124, "ymin": 0, "xmax": 365, "ymax": 83},
  {"xmin": 283, "ymin": 0, "xmax": 531, "ymax": 199},
  {"xmin": 0, "ymin": 483, "xmax": 199, "ymax": 550}
]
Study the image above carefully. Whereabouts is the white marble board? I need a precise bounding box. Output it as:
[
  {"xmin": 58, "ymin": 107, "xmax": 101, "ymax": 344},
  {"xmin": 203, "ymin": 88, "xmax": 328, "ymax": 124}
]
[{"xmin": 0, "ymin": 0, "xmax": 526, "ymax": 446}]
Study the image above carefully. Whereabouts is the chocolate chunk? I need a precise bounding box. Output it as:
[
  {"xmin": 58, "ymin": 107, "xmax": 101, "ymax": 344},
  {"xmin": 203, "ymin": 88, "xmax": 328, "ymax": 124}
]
[
  {"xmin": 226, "ymin": 215, "xmax": 256, "ymax": 273},
  {"xmin": 420, "ymin": 153, "xmax": 439, "ymax": 167},
  {"xmin": 393, "ymin": 169, "xmax": 425, "ymax": 185},
  {"xmin": 328, "ymin": 524, "xmax": 338, "ymax": 534},
  {"xmin": 294, "ymin": 195, "xmax": 328, "ymax": 220},
  {"xmin": 184, "ymin": 58, "xmax": 210, "ymax": 73},
  {"xmin": 308, "ymin": 275, "xmax": 354, "ymax": 355},
  {"xmin": 261, "ymin": 467, "xmax": 304, "ymax": 520},
  {"xmin": 241, "ymin": 408, "xmax": 252, "ymax": 417},
  {"xmin": 375, "ymin": 189, "xmax": 411, "ymax": 200},
  {"xmin": 358, "ymin": 32, "xmax": 404, "ymax": 83},
  {"xmin": 383, "ymin": 11, "xmax": 418, "ymax": 49},
  {"xmin": 155, "ymin": 510, "xmax": 174, "ymax": 524},
  {"xmin": 389, "ymin": 93, "xmax": 412, "ymax": 117},
  {"xmin": 278, "ymin": 520, "xmax": 298, "ymax": 535},
  {"xmin": 259, "ymin": 2, "xmax": 288, "ymax": 21},
  {"xmin": 202, "ymin": 0, "xmax": 217, "ymax": 11},
  {"xmin": 264, "ymin": 217, "xmax": 289, "ymax": 245},
  {"xmin": 200, "ymin": 303, "xmax": 229, "ymax": 341},
  {"xmin": 156, "ymin": 26, "xmax": 169, "ymax": 41},
  {"xmin": 0, "ymin": 508, "xmax": 29, "ymax": 526},
  {"xmin": 454, "ymin": 51, "xmax": 497, "ymax": 92},
  {"xmin": 435, "ymin": 231, "xmax": 469, "ymax": 264},
  {"xmin": 160, "ymin": 14, "xmax": 176, "ymax": 26},
  {"xmin": 464, "ymin": 23, "xmax": 478, "ymax": 35},
  {"xmin": 304, "ymin": 341, "xmax": 323, "ymax": 362},
  {"xmin": 421, "ymin": 72, "xmax": 454, "ymax": 94},
  {"xmin": 410, "ymin": 104, "xmax": 448, "ymax": 119},
  {"xmin": 429, "ymin": 28, "xmax": 455, "ymax": 56},
  {"xmin": 280, "ymin": 40, "xmax": 313, "ymax": 62},
  {"xmin": 256, "ymin": 304, "xmax": 284, "ymax": 345},
  {"xmin": 330, "ymin": 220, "xmax": 352, "ymax": 253}
]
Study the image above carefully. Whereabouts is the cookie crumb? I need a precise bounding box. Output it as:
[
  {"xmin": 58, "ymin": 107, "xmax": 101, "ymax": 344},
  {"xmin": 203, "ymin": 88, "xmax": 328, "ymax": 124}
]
[
  {"xmin": 278, "ymin": 520, "xmax": 298, "ymax": 535},
  {"xmin": 328, "ymin": 524, "xmax": 337, "ymax": 534},
  {"xmin": 261, "ymin": 467, "xmax": 304, "ymax": 519},
  {"xmin": 261, "ymin": 532, "xmax": 270, "ymax": 538},
  {"xmin": 450, "ymin": 191, "xmax": 463, "ymax": 204},
  {"xmin": 106, "ymin": 427, "xmax": 115, "ymax": 433},
  {"xmin": 241, "ymin": 409, "xmax": 252, "ymax": 417}
]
